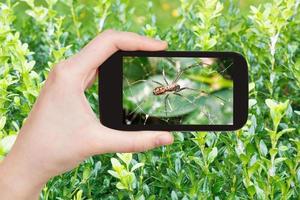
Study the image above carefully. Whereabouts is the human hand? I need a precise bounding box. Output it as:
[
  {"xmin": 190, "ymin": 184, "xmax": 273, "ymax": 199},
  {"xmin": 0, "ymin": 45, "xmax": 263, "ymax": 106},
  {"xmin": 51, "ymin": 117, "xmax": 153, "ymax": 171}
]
[{"xmin": 0, "ymin": 30, "xmax": 173, "ymax": 200}]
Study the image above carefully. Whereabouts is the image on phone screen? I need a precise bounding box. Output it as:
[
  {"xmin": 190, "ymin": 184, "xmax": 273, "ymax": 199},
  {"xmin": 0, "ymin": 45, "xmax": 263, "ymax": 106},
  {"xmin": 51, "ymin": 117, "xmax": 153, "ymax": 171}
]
[{"xmin": 122, "ymin": 56, "xmax": 234, "ymax": 125}]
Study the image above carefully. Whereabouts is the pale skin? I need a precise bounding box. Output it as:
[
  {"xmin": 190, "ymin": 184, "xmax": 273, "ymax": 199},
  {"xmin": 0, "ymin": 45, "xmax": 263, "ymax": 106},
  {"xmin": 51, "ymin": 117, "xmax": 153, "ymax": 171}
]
[{"xmin": 0, "ymin": 30, "xmax": 174, "ymax": 200}]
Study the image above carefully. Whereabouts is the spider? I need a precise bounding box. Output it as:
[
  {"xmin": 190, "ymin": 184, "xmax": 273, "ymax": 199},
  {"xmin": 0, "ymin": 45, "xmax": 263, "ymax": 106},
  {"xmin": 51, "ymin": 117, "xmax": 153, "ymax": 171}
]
[{"xmin": 152, "ymin": 59, "xmax": 226, "ymax": 119}]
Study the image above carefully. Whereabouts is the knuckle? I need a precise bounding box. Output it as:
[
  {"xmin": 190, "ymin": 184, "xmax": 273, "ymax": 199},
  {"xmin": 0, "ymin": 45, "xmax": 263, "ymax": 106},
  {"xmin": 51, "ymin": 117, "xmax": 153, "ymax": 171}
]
[
  {"xmin": 49, "ymin": 61, "xmax": 71, "ymax": 83},
  {"xmin": 101, "ymin": 29, "xmax": 118, "ymax": 37}
]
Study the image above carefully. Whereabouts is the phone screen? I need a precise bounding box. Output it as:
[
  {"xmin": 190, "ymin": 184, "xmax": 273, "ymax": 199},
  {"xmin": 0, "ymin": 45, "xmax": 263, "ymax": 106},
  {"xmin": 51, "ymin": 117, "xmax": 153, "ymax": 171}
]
[{"xmin": 122, "ymin": 57, "xmax": 234, "ymax": 125}]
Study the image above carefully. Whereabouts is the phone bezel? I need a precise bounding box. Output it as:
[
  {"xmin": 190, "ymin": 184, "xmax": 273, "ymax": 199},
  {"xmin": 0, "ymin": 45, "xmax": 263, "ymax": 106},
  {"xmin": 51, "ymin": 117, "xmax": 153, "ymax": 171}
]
[{"xmin": 98, "ymin": 51, "xmax": 248, "ymax": 131}]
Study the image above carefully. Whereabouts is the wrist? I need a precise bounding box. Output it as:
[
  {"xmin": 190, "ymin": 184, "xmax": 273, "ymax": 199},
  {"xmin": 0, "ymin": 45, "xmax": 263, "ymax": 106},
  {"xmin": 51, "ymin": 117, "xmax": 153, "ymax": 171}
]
[{"xmin": 0, "ymin": 148, "xmax": 47, "ymax": 199}]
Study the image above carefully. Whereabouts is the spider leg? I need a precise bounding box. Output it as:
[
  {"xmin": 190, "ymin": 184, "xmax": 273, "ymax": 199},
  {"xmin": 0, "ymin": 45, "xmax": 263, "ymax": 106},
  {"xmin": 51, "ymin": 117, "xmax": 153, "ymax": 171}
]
[
  {"xmin": 167, "ymin": 96, "xmax": 173, "ymax": 111},
  {"xmin": 152, "ymin": 80, "xmax": 164, "ymax": 86},
  {"xmin": 172, "ymin": 71, "xmax": 183, "ymax": 84},
  {"xmin": 173, "ymin": 92, "xmax": 193, "ymax": 104},
  {"xmin": 177, "ymin": 87, "xmax": 198, "ymax": 92},
  {"xmin": 127, "ymin": 79, "xmax": 148, "ymax": 85},
  {"xmin": 162, "ymin": 68, "xmax": 169, "ymax": 85},
  {"xmin": 166, "ymin": 58, "xmax": 182, "ymax": 81},
  {"xmin": 164, "ymin": 94, "xmax": 170, "ymax": 117}
]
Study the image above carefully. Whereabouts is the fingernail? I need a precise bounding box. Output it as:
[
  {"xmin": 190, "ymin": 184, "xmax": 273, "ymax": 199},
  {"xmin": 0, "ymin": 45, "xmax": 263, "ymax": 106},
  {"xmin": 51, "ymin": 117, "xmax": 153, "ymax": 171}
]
[
  {"xmin": 161, "ymin": 41, "xmax": 168, "ymax": 45},
  {"xmin": 156, "ymin": 133, "xmax": 173, "ymax": 146},
  {"xmin": 163, "ymin": 41, "xmax": 168, "ymax": 47}
]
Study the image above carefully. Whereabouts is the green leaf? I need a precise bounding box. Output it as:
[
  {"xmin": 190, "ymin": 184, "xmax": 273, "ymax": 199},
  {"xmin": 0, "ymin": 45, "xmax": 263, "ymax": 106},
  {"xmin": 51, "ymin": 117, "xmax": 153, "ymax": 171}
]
[
  {"xmin": 137, "ymin": 195, "xmax": 145, "ymax": 200},
  {"xmin": 269, "ymin": 148, "xmax": 278, "ymax": 157},
  {"xmin": 278, "ymin": 145, "xmax": 288, "ymax": 151},
  {"xmin": 235, "ymin": 139, "xmax": 245, "ymax": 156},
  {"xmin": 268, "ymin": 165, "xmax": 276, "ymax": 177},
  {"xmin": 247, "ymin": 185, "xmax": 256, "ymax": 197},
  {"xmin": 207, "ymin": 147, "xmax": 218, "ymax": 164},
  {"xmin": 248, "ymin": 162, "xmax": 260, "ymax": 177},
  {"xmin": 116, "ymin": 182, "xmax": 127, "ymax": 190},
  {"xmin": 0, "ymin": 135, "xmax": 17, "ymax": 154},
  {"xmin": 255, "ymin": 185, "xmax": 266, "ymax": 199},
  {"xmin": 240, "ymin": 154, "xmax": 250, "ymax": 165},
  {"xmin": 277, "ymin": 128, "xmax": 296, "ymax": 137},
  {"xmin": 259, "ymin": 140, "xmax": 268, "ymax": 156},
  {"xmin": 265, "ymin": 99, "xmax": 277, "ymax": 109},
  {"xmin": 131, "ymin": 163, "xmax": 144, "ymax": 172},
  {"xmin": 171, "ymin": 190, "xmax": 178, "ymax": 200},
  {"xmin": 265, "ymin": 99, "xmax": 290, "ymax": 130},
  {"xmin": 249, "ymin": 99, "xmax": 257, "ymax": 109},
  {"xmin": 175, "ymin": 158, "xmax": 181, "ymax": 173},
  {"xmin": 75, "ymin": 190, "xmax": 83, "ymax": 200},
  {"xmin": 249, "ymin": 82, "xmax": 255, "ymax": 92},
  {"xmin": 82, "ymin": 166, "xmax": 91, "ymax": 182},
  {"xmin": 0, "ymin": 116, "xmax": 6, "ymax": 130},
  {"xmin": 190, "ymin": 156, "xmax": 204, "ymax": 169},
  {"xmin": 274, "ymin": 157, "xmax": 287, "ymax": 165},
  {"xmin": 111, "ymin": 158, "xmax": 123, "ymax": 171},
  {"xmin": 21, "ymin": 0, "xmax": 35, "ymax": 7},
  {"xmin": 297, "ymin": 168, "xmax": 300, "ymax": 184},
  {"xmin": 108, "ymin": 170, "xmax": 120, "ymax": 179},
  {"xmin": 117, "ymin": 153, "xmax": 132, "ymax": 168}
]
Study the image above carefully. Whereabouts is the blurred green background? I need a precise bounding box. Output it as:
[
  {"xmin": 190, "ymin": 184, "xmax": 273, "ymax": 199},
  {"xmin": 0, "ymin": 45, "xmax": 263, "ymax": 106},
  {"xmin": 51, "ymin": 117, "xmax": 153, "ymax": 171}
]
[{"xmin": 5, "ymin": 0, "xmax": 273, "ymax": 33}]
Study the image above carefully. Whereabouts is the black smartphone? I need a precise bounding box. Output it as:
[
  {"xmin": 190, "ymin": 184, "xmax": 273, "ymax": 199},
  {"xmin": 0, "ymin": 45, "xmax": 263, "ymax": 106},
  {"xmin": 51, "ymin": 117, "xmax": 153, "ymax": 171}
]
[{"xmin": 98, "ymin": 51, "xmax": 248, "ymax": 131}]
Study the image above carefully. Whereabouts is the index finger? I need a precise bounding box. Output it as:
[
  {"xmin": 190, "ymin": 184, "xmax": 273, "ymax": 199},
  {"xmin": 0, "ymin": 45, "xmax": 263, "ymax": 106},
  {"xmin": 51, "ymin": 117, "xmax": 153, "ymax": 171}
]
[{"xmin": 69, "ymin": 30, "xmax": 168, "ymax": 73}]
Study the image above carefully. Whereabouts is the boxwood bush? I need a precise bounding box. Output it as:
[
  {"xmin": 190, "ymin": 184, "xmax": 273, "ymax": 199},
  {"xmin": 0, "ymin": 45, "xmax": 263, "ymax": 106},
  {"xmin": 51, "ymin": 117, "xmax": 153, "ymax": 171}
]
[{"xmin": 0, "ymin": 0, "xmax": 299, "ymax": 199}]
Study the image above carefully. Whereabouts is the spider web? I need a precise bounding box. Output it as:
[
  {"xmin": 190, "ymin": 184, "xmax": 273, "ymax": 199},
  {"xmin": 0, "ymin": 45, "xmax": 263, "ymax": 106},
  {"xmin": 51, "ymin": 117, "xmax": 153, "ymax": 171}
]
[{"xmin": 122, "ymin": 57, "xmax": 233, "ymax": 125}]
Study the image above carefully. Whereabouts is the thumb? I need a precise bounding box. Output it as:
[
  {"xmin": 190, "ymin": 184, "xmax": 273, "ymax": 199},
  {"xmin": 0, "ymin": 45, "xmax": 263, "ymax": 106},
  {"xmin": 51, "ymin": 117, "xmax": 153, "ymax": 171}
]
[{"xmin": 88, "ymin": 125, "xmax": 174, "ymax": 154}]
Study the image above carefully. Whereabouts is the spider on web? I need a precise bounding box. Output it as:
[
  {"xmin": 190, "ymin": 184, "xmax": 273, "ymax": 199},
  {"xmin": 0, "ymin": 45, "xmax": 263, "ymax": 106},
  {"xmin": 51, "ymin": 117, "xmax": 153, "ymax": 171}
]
[{"xmin": 151, "ymin": 58, "xmax": 227, "ymax": 120}]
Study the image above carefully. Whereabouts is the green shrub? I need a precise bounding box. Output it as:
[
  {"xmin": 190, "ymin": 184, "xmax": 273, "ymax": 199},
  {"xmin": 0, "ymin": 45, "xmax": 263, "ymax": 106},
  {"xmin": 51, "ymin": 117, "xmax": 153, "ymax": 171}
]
[{"xmin": 0, "ymin": 0, "xmax": 299, "ymax": 199}]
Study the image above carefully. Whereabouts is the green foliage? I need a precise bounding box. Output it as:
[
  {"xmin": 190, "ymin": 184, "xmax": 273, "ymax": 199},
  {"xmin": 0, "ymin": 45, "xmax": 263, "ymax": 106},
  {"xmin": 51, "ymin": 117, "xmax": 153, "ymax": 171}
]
[
  {"xmin": 0, "ymin": 0, "xmax": 299, "ymax": 199},
  {"xmin": 108, "ymin": 153, "xmax": 144, "ymax": 199}
]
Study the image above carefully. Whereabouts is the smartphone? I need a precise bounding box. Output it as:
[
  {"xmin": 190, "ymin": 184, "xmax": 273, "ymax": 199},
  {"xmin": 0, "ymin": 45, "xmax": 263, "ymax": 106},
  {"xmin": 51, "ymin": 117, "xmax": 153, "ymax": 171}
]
[{"xmin": 98, "ymin": 51, "xmax": 248, "ymax": 131}]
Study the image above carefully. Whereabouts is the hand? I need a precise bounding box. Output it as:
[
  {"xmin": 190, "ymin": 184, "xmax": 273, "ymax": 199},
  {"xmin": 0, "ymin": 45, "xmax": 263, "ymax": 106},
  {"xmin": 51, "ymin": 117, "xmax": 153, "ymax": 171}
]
[{"xmin": 0, "ymin": 30, "xmax": 173, "ymax": 200}]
